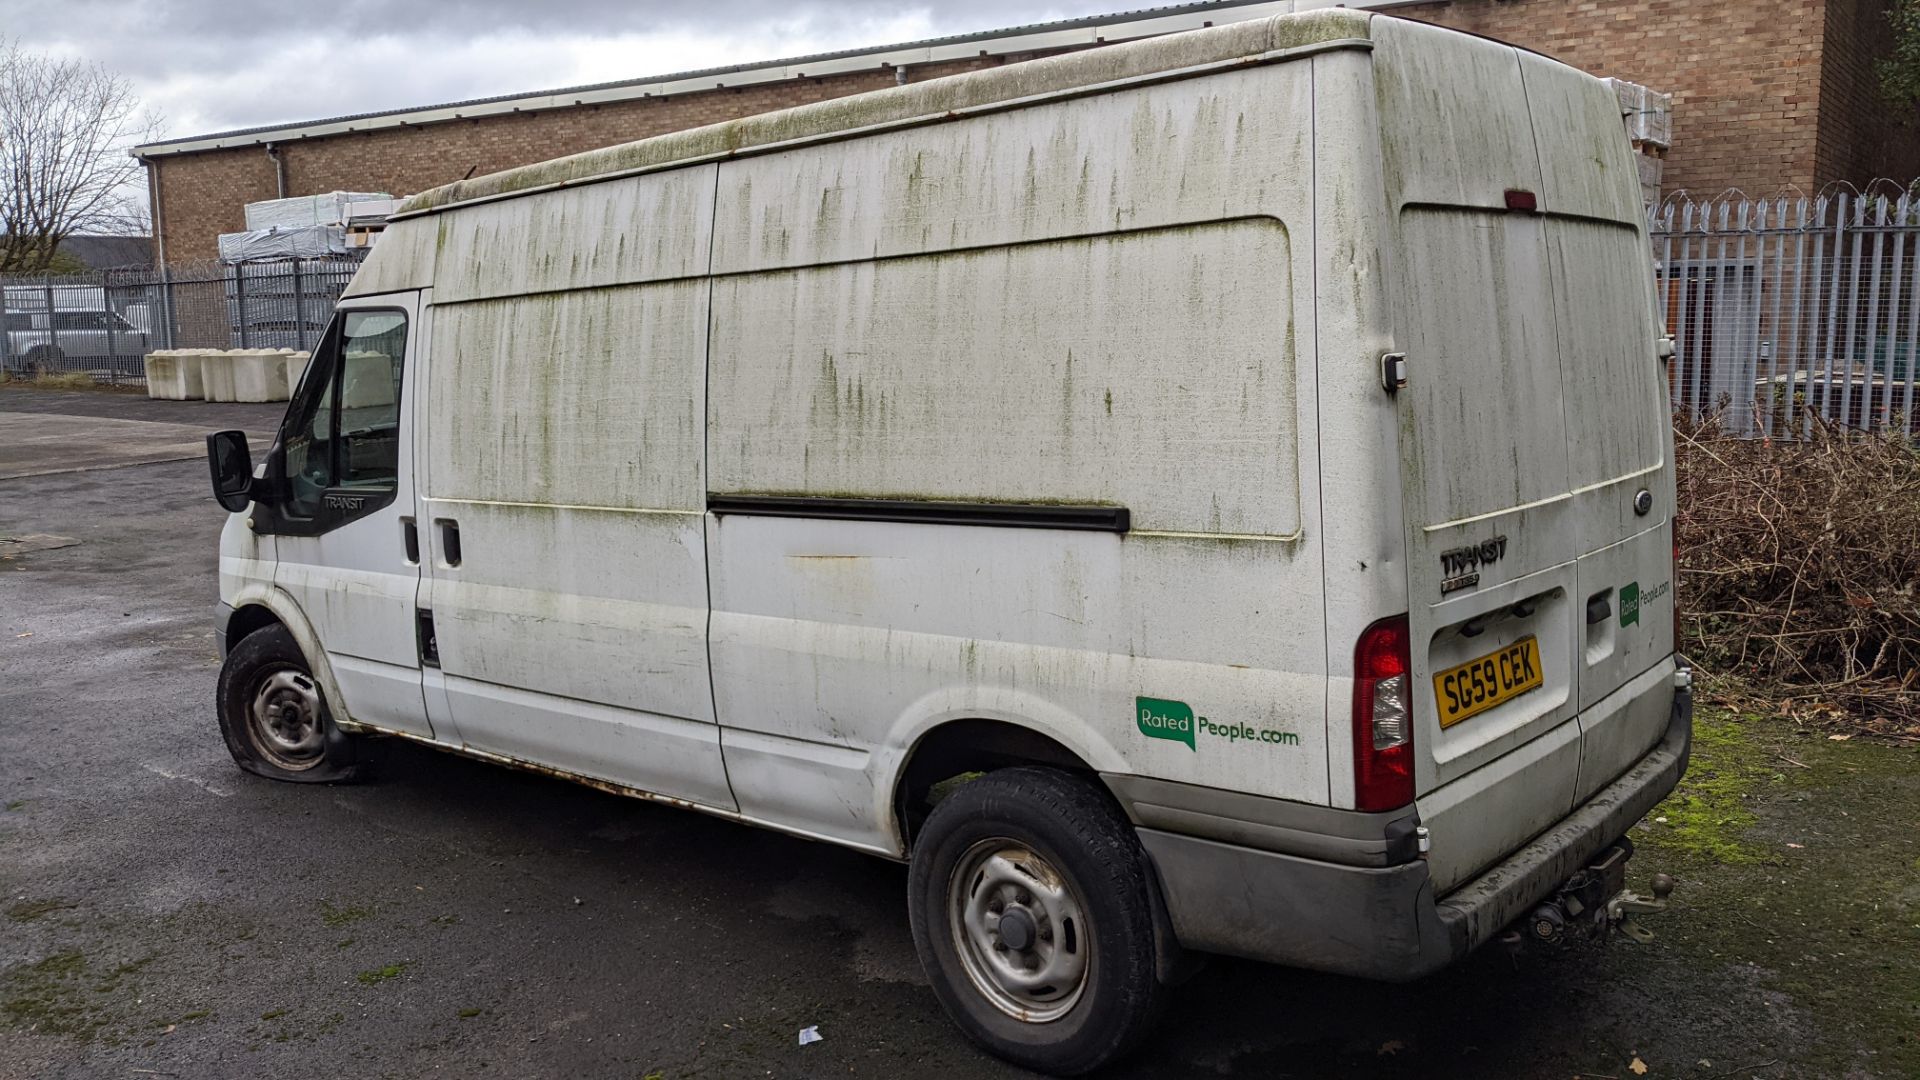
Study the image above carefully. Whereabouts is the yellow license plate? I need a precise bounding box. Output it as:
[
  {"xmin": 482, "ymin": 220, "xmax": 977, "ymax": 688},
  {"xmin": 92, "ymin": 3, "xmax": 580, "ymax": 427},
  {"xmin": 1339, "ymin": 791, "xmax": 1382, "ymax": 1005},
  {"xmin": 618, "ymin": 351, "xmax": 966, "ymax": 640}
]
[{"xmin": 1433, "ymin": 636, "xmax": 1544, "ymax": 729}]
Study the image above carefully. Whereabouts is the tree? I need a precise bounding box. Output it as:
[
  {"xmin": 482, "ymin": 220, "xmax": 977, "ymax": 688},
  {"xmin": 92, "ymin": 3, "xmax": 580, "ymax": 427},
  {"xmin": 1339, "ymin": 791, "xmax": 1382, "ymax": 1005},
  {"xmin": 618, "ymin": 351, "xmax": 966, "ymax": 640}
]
[
  {"xmin": 1883, "ymin": 0, "xmax": 1920, "ymax": 117},
  {"xmin": 0, "ymin": 39, "xmax": 160, "ymax": 274}
]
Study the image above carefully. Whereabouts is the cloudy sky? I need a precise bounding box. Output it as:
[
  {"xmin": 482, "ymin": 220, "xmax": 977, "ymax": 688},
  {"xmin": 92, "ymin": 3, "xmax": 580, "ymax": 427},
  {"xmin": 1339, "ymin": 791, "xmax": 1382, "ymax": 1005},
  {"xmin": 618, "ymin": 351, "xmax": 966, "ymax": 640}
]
[{"xmin": 2, "ymin": 0, "xmax": 1140, "ymax": 143}]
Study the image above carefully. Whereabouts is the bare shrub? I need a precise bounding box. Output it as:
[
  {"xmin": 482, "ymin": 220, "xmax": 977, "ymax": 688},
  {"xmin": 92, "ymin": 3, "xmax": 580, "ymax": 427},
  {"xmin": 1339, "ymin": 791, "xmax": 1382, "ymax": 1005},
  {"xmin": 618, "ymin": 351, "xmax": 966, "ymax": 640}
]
[{"xmin": 1676, "ymin": 415, "xmax": 1920, "ymax": 733}]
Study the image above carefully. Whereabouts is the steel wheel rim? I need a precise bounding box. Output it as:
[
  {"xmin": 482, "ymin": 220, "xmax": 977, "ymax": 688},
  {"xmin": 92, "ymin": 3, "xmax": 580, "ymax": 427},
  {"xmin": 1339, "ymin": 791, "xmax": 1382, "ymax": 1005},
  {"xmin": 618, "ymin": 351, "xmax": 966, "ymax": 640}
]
[
  {"xmin": 947, "ymin": 838, "xmax": 1090, "ymax": 1023},
  {"xmin": 248, "ymin": 666, "xmax": 325, "ymax": 770}
]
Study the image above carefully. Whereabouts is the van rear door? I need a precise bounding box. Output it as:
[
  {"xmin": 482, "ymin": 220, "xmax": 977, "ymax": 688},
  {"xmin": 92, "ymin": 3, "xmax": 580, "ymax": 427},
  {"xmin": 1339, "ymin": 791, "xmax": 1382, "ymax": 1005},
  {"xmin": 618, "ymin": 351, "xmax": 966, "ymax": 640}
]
[
  {"xmin": 1520, "ymin": 52, "xmax": 1678, "ymax": 805},
  {"xmin": 1373, "ymin": 19, "xmax": 1672, "ymax": 891}
]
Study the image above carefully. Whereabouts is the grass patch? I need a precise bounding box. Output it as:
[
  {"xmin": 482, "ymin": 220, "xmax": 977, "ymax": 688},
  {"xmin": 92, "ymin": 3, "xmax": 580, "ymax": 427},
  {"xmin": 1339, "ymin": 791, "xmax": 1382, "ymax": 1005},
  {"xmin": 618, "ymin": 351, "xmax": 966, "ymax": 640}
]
[
  {"xmin": 29, "ymin": 372, "xmax": 98, "ymax": 390},
  {"xmin": 457, "ymin": 1007, "xmax": 482, "ymax": 1018},
  {"xmin": 0, "ymin": 372, "xmax": 143, "ymax": 393},
  {"xmin": 355, "ymin": 962, "xmax": 407, "ymax": 986},
  {"xmin": 260, "ymin": 1008, "xmax": 287, "ymax": 1021},
  {"xmin": 5, "ymin": 800, "xmax": 24, "ymax": 811},
  {"xmin": 319, "ymin": 900, "xmax": 372, "ymax": 927}
]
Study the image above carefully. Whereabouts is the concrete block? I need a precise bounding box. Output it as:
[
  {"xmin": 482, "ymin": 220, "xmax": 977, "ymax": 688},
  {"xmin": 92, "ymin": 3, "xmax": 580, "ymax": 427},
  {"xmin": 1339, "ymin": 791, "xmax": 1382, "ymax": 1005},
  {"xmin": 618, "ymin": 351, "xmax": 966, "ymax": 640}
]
[
  {"xmin": 342, "ymin": 352, "xmax": 395, "ymax": 409},
  {"xmin": 142, "ymin": 351, "xmax": 205, "ymax": 400},
  {"xmin": 180, "ymin": 351, "xmax": 207, "ymax": 400},
  {"xmin": 284, "ymin": 351, "xmax": 312, "ymax": 399},
  {"xmin": 200, "ymin": 350, "xmax": 236, "ymax": 403},
  {"xmin": 231, "ymin": 349, "xmax": 289, "ymax": 403}
]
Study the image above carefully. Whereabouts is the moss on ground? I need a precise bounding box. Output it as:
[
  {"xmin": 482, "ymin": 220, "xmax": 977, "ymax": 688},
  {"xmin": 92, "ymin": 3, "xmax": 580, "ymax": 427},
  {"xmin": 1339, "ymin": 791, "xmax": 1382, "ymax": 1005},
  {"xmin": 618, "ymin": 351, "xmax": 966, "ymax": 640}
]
[
  {"xmin": 2, "ymin": 951, "xmax": 100, "ymax": 1040},
  {"xmin": 318, "ymin": 900, "xmax": 373, "ymax": 927},
  {"xmin": 1643, "ymin": 711, "xmax": 1770, "ymax": 864},
  {"xmin": 6, "ymin": 897, "xmax": 79, "ymax": 922},
  {"xmin": 355, "ymin": 962, "xmax": 408, "ymax": 986},
  {"xmin": 1638, "ymin": 706, "xmax": 1920, "ymax": 1075}
]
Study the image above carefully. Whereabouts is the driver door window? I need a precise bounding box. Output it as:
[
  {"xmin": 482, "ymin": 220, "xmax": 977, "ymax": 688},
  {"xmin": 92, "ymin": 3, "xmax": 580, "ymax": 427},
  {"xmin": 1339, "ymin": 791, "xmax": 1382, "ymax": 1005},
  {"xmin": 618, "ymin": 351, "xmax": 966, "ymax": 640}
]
[{"xmin": 281, "ymin": 309, "xmax": 409, "ymax": 523}]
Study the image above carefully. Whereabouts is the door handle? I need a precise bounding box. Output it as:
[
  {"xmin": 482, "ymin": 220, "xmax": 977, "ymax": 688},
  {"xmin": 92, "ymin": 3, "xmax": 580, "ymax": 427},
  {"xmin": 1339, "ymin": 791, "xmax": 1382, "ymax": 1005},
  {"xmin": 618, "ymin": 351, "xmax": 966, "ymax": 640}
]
[
  {"xmin": 401, "ymin": 517, "xmax": 420, "ymax": 564},
  {"xmin": 435, "ymin": 518, "xmax": 462, "ymax": 567},
  {"xmin": 1587, "ymin": 591, "xmax": 1612, "ymax": 626}
]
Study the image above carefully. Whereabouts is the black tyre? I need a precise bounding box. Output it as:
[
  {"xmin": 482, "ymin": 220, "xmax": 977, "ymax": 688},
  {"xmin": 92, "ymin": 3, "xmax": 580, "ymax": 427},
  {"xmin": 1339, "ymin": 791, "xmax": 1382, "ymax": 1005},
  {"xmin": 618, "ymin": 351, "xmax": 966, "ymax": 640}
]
[
  {"xmin": 216, "ymin": 624, "xmax": 362, "ymax": 783},
  {"xmin": 24, "ymin": 347, "xmax": 64, "ymax": 376},
  {"xmin": 908, "ymin": 767, "xmax": 1167, "ymax": 1075}
]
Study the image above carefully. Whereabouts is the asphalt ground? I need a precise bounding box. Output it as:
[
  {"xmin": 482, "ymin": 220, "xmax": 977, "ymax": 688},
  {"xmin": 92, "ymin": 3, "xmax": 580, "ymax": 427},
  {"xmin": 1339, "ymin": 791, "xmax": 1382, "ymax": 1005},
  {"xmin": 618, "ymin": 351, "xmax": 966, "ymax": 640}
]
[{"xmin": 1, "ymin": 387, "xmax": 1909, "ymax": 1080}]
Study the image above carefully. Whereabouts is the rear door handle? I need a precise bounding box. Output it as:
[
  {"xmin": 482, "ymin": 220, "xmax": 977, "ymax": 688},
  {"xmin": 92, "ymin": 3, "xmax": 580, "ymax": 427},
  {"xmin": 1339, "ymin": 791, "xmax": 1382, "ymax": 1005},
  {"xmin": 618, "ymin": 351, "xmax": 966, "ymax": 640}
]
[
  {"xmin": 1587, "ymin": 592, "xmax": 1612, "ymax": 625},
  {"xmin": 401, "ymin": 517, "xmax": 420, "ymax": 564},
  {"xmin": 436, "ymin": 518, "xmax": 462, "ymax": 567}
]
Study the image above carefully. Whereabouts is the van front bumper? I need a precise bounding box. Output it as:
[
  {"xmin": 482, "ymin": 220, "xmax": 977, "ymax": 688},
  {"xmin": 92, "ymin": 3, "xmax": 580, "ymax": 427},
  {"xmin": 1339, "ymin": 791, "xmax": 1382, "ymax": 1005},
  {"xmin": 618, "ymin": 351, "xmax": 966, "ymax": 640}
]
[{"xmin": 1110, "ymin": 674, "xmax": 1692, "ymax": 982}]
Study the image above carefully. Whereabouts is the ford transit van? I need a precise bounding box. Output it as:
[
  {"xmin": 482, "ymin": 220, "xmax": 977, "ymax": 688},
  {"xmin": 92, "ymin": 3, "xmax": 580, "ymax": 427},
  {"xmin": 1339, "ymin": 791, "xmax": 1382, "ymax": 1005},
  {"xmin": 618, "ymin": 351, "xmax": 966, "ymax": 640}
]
[{"xmin": 206, "ymin": 9, "xmax": 1689, "ymax": 1073}]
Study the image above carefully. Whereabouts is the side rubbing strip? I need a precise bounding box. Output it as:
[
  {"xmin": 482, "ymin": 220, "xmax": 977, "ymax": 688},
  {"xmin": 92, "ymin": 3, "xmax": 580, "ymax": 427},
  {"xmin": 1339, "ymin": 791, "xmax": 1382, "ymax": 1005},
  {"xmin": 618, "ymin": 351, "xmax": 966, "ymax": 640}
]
[{"xmin": 706, "ymin": 495, "xmax": 1130, "ymax": 533}]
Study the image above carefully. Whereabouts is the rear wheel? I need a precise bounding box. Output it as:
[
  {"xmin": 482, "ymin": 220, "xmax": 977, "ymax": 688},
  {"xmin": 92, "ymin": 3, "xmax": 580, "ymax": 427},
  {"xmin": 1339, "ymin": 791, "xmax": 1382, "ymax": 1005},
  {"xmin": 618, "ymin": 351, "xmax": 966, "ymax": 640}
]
[
  {"xmin": 216, "ymin": 624, "xmax": 362, "ymax": 782},
  {"xmin": 908, "ymin": 767, "xmax": 1166, "ymax": 1075},
  {"xmin": 24, "ymin": 346, "xmax": 64, "ymax": 376}
]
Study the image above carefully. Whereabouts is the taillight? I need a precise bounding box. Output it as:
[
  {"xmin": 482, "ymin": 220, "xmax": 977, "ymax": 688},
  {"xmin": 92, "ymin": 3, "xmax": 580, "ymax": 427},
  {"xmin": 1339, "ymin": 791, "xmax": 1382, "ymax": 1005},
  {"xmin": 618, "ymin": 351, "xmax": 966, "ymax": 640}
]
[{"xmin": 1353, "ymin": 614, "xmax": 1415, "ymax": 812}]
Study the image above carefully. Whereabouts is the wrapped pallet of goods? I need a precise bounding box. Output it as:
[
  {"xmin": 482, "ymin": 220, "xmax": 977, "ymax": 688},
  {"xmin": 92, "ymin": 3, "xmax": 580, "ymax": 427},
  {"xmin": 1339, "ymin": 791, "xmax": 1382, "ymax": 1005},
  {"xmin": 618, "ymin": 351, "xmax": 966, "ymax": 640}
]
[
  {"xmin": 1605, "ymin": 77, "xmax": 1672, "ymax": 205},
  {"xmin": 243, "ymin": 191, "xmax": 391, "ymax": 232},
  {"xmin": 217, "ymin": 223, "xmax": 350, "ymax": 264}
]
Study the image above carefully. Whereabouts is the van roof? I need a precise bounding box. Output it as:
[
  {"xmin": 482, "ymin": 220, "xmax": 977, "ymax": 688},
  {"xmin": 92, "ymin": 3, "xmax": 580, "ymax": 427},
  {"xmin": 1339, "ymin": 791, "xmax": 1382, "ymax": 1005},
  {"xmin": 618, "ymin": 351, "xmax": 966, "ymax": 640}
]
[{"xmin": 395, "ymin": 8, "xmax": 1374, "ymax": 219}]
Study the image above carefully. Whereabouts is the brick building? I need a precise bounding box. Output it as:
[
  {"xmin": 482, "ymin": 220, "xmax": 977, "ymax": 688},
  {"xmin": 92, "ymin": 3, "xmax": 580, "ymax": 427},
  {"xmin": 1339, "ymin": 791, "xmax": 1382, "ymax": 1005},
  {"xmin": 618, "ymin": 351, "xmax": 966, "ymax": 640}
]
[{"xmin": 134, "ymin": 0, "xmax": 1920, "ymax": 263}]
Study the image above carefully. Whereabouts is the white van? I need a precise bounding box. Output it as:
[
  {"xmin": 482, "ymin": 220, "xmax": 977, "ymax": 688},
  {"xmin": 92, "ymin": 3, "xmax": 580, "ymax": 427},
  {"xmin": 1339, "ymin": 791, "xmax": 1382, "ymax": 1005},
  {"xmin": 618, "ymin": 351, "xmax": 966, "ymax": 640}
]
[{"xmin": 206, "ymin": 9, "xmax": 1690, "ymax": 1073}]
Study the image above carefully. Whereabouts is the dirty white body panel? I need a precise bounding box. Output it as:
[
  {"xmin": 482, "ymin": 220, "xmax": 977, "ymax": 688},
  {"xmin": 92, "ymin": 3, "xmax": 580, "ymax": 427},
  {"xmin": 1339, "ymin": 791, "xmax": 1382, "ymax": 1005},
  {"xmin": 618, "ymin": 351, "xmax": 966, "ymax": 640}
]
[
  {"xmin": 416, "ymin": 168, "xmax": 733, "ymax": 811},
  {"xmin": 704, "ymin": 66, "xmax": 1327, "ymax": 848},
  {"xmin": 221, "ymin": 6, "xmax": 1679, "ymax": 911}
]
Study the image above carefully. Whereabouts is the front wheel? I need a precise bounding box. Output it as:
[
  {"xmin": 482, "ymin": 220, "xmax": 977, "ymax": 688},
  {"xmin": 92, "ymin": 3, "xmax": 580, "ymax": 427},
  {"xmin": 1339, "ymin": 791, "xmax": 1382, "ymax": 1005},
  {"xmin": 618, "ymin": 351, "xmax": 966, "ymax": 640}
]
[
  {"xmin": 908, "ymin": 767, "xmax": 1167, "ymax": 1075},
  {"xmin": 216, "ymin": 624, "xmax": 362, "ymax": 783}
]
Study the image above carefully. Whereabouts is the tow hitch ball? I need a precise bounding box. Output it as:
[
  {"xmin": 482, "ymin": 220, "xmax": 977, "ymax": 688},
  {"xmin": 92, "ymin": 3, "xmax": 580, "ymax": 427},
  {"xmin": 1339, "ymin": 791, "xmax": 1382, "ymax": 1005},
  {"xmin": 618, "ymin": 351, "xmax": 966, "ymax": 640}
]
[
  {"xmin": 1507, "ymin": 841, "xmax": 1676, "ymax": 949},
  {"xmin": 1606, "ymin": 873, "xmax": 1677, "ymax": 944}
]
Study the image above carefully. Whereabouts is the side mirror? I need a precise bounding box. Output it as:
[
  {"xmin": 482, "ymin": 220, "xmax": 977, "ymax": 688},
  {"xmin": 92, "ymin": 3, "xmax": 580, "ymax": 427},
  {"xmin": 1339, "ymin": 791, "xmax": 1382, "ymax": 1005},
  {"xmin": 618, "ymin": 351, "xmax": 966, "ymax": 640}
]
[{"xmin": 206, "ymin": 430, "xmax": 254, "ymax": 512}]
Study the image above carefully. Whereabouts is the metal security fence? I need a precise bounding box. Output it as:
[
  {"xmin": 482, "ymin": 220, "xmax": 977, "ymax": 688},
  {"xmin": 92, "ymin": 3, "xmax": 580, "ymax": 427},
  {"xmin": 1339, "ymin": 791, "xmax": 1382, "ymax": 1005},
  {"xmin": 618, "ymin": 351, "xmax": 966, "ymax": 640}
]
[
  {"xmin": 1653, "ymin": 187, "xmax": 1920, "ymax": 438},
  {"xmin": 1, "ymin": 255, "xmax": 363, "ymax": 383},
  {"xmin": 9, "ymin": 191, "xmax": 1920, "ymax": 414}
]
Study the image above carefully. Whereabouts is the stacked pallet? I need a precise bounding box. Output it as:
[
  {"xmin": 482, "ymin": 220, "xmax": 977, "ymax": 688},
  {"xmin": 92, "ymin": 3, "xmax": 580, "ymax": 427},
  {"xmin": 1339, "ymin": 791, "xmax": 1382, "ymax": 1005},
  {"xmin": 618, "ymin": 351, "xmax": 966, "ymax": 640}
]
[
  {"xmin": 1606, "ymin": 78, "xmax": 1673, "ymax": 206},
  {"xmin": 218, "ymin": 191, "xmax": 397, "ymax": 264}
]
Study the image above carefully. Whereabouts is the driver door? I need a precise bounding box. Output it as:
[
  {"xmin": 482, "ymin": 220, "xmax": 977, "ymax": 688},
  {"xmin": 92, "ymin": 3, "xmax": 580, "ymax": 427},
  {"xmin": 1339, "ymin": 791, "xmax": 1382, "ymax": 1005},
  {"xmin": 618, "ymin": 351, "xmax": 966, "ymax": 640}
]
[{"xmin": 263, "ymin": 293, "xmax": 432, "ymax": 738}]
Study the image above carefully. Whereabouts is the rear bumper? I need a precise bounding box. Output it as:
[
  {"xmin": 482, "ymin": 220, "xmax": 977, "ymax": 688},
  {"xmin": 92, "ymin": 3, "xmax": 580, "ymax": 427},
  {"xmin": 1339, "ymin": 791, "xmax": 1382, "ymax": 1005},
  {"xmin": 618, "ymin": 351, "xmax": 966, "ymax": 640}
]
[{"xmin": 1123, "ymin": 670, "xmax": 1692, "ymax": 981}]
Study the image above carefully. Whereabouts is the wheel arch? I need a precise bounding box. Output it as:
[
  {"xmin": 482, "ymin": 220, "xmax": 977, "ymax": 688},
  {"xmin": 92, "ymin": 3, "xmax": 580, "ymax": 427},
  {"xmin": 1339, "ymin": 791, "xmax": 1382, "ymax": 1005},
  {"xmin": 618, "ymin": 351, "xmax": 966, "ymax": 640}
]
[
  {"xmin": 225, "ymin": 602, "xmax": 284, "ymax": 653},
  {"xmin": 892, "ymin": 717, "xmax": 1111, "ymax": 853},
  {"xmin": 221, "ymin": 586, "xmax": 357, "ymax": 732}
]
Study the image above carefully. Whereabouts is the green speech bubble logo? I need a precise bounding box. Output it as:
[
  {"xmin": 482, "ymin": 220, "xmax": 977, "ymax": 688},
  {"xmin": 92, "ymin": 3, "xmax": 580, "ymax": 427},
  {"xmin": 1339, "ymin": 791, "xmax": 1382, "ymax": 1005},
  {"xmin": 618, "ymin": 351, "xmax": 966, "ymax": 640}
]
[
  {"xmin": 1620, "ymin": 581, "xmax": 1641, "ymax": 628},
  {"xmin": 1136, "ymin": 697, "xmax": 1196, "ymax": 751}
]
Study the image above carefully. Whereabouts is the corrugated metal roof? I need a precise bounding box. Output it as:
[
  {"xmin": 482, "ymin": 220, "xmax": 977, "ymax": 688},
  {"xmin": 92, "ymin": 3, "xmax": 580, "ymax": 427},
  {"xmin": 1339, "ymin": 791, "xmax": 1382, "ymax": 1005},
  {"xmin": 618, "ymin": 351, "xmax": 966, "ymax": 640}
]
[{"xmin": 132, "ymin": 0, "xmax": 1317, "ymax": 157}]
